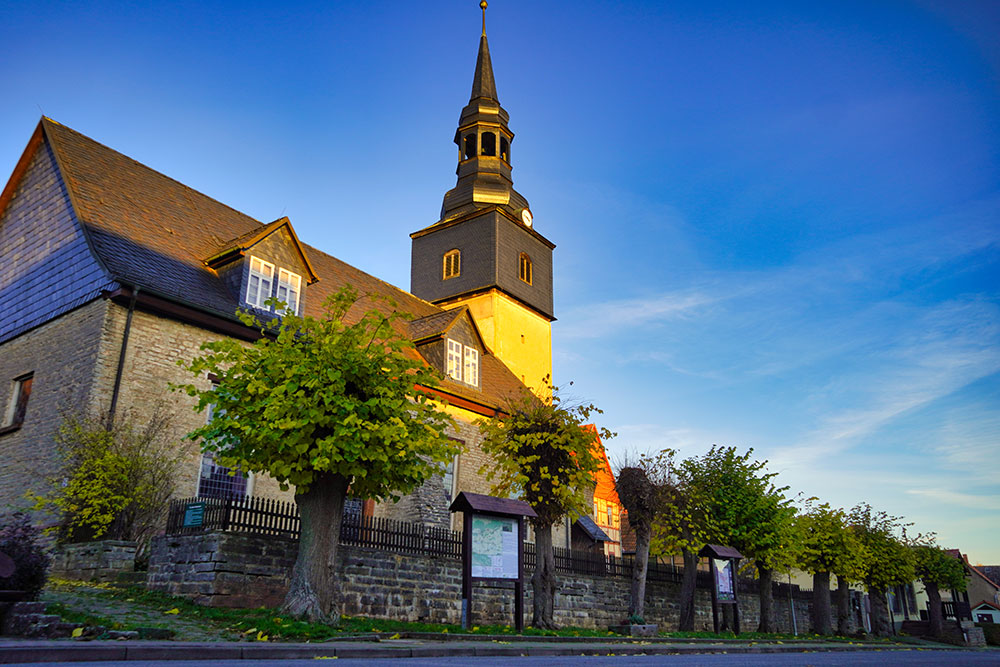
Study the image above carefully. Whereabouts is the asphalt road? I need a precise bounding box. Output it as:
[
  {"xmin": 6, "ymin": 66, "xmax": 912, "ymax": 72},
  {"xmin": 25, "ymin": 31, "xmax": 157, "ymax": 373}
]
[{"xmin": 9, "ymin": 651, "xmax": 1000, "ymax": 666}]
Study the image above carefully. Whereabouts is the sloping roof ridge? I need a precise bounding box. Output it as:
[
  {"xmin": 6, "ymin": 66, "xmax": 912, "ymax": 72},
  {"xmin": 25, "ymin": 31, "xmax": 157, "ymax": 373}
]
[
  {"xmin": 973, "ymin": 600, "xmax": 1000, "ymax": 611},
  {"xmin": 299, "ymin": 240, "xmax": 443, "ymax": 312},
  {"xmin": 41, "ymin": 117, "xmax": 264, "ymax": 230}
]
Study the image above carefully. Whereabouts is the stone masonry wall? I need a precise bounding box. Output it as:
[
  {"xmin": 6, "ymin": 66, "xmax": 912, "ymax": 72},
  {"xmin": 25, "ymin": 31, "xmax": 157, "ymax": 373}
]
[
  {"xmin": 49, "ymin": 540, "xmax": 137, "ymax": 582},
  {"xmin": 0, "ymin": 299, "xmax": 110, "ymax": 513},
  {"xmin": 149, "ymin": 531, "xmax": 816, "ymax": 632}
]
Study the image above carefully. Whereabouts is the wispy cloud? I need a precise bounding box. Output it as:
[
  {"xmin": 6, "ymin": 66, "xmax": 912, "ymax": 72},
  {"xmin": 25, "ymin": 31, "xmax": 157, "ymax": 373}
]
[{"xmin": 905, "ymin": 488, "xmax": 1000, "ymax": 511}]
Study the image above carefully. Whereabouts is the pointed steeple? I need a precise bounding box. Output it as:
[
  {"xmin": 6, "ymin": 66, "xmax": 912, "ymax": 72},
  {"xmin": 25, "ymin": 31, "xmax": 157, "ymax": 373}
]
[
  {"xmin": 470, "ymin": 34, "xmax": 497, "ymax": 101},
  {"xmin": 426, "ymin": 2, "xmax": 531, "ymax": 224}
]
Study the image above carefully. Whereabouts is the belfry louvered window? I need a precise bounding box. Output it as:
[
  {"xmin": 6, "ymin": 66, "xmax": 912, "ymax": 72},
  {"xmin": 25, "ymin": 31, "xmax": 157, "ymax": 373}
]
[{"xmin": 443, "ymin": 249, "xmax": 460, "ymax": 279}]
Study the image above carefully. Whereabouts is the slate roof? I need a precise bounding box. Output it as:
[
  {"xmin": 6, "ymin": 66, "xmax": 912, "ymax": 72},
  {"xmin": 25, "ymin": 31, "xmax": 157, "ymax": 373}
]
[
  {"xmin": 14, "ymin": 118, "xmax": 527, "ymax": 410},
  {"xmin": 408, "ymin": 309, "xmax": 465, "ymax": 342},
  {"xmin": 575, "ymin": 515, "xmax": 611, "ymax": 543}
]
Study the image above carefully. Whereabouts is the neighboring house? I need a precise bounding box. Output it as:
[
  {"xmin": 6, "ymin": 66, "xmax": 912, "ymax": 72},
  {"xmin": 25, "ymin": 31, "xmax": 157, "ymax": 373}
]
[
  {"xmin": 0, "ymin": 22, "xmax": 554, "ymax": 530},
  {"xmin": 972, "ymin": 601, "xmax": 1000, "ymax": 624},
  {"xmin": 589, "ymin": 429, "xmax": 623, "ymax": 557},
  {"xmin": 940, "ymin": 550, "xmax": 1000, "ymax": 610}
]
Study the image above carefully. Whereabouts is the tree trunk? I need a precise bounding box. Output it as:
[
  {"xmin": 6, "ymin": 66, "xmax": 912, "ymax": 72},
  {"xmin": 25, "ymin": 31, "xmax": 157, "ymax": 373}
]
[
  {"xmin": 628, "ymin": 522, "xmax": 651, "ymax": 621},
  {"xmin": 281, "ymin": 472, "xmax": 349, "ymax": 623},
  {"xmin": 924, "ymin": 580, "xmax": 943, "ymax": 638},
  {"xmin": 869, "ymin": 588, "xmax": 890, "ymax": 637},
  {"xmin": 678, "ymin": 548, "xmax": 699, "ymax": 631},
  {"xmin": 756, "ymin": 563, "xmax": 775, "ymax": 633},
  {"xmin": 836, "ymin": 577, "xmax": 851, "ymax": 636},
  {"xmin": 811, "ymin": 571, "xmax": 832, "ymax": 635},
  {"xmin": 531, "ymin": 522, "xmax": 558, "ymax": 629}
]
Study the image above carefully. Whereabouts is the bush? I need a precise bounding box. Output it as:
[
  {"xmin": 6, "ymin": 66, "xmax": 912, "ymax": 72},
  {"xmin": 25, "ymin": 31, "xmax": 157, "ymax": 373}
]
[{"xmin": 0, "ymin": 513, "xmax": 50, "ymax": 596}]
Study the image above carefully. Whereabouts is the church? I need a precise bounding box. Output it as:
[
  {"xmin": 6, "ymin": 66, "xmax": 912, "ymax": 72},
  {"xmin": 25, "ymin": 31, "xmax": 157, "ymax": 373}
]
[{"xmin": 0, "ymin": 8, "xmax": 621, "ymax": 544}]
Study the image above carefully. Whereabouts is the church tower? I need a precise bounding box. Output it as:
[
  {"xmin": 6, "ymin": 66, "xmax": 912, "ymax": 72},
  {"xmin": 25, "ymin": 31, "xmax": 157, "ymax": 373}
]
[{"xmin": 410, "ymin": 2, "xmax": 554, "ymax": 393}]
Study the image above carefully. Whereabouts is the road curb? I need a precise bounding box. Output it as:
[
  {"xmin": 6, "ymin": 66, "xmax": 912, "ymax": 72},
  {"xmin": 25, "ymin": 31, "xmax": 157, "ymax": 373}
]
[{"xmin": 0, "ymin": 639, "xmax": 976, "ymax": 663}]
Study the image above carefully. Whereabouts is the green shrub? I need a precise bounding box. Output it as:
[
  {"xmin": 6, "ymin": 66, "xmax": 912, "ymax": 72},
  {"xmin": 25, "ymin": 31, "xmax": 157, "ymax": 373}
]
[{"xmin": 0, "ymin": 512, "xmax": 50, "ymax": 597}]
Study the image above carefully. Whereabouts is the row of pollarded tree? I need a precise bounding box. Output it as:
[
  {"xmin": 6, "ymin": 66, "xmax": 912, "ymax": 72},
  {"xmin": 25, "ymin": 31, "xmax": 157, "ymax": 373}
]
[{"xmin": 617, "ymin": 448, "xmax": 967, "ymax": 639}]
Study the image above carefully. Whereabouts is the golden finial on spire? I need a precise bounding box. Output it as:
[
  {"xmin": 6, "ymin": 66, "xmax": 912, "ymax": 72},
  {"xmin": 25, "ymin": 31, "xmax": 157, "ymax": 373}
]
[{"xmin": 481, "ymin": 1, "xmax": 488, "ymax": 36}]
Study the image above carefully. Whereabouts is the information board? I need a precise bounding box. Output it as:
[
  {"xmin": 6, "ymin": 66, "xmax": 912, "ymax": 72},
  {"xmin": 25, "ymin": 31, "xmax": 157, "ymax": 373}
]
[
  {"xmin": 713, "ymin": 558, "xmax": 736, "ymax": 602},
  {"xmin": 470, "ymin": 515, "xmax": 519, "ymax": 579},
  {"xmin": 182, "ymin": 502, "xmax": 205, "ymax": 528}
]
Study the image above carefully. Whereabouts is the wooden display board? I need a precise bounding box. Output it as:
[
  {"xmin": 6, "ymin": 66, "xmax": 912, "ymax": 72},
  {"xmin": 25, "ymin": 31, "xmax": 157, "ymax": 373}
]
[
  {"xmin": 449, "ymin": 492, "xmax": 537, "ymax": 632},
  {"xmin": 699, "ymin": 544, "xmax": 744, "ymax": 635}
]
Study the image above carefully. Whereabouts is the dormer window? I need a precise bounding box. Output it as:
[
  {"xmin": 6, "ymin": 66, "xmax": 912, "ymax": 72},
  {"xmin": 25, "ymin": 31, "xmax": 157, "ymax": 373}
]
[
  {"xmin": 519, "ymin": 253, "xmax": 533, "ymax": 285},
  {"xmin": 277, "ymin": 268, "xmax": 302, "ymax": 314},
  {"xmin": 246, "ymin": 256, "xmax": 274, "ymax": 308},
  {"xmin": 463, "ymin": 347, "xmax": 479, "ymax": 386},
  {"xmin": 446, "ymin": 339, "xmax": 479, "ymax": 387},
  {"xmin": 447, "ymin": 340, "xmax": 463, "ymax": 381},
  {"xmin": 443, "ymin": 249, "xmax": 460, "ymax": 280}
]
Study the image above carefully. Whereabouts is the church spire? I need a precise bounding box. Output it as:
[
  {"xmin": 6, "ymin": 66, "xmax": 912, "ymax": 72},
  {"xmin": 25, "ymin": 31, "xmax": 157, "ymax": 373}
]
[
  {"xmin": 433, "ymin": 2, "xmax": 530, "ymax": 224},
  {"xmin": 471, "ymin": 2, "xmax": 497, "ymax": 101}
]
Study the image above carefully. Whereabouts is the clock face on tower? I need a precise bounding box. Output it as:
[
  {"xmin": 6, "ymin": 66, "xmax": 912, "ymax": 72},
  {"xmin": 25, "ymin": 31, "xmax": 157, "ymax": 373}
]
[{"xmin": 521, "ymin": 208, "xmax": 533, "ymax": 227}]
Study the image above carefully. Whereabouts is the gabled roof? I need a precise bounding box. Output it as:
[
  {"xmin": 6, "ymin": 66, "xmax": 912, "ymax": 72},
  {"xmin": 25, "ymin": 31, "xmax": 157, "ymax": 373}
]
[
  {"xmin": 206, "ymin": 216, "xmax": 320, "ymax": 284},
  {"xmin": 575, "ymin": 515, "xmax": 611, "ymax": 543},
  {"xmin": 409, "ymin": 306, "xmax": 490, "ymax": 353},
  {"xmin": 973, "ymin": 600, "xmax": 1000, "ymax": 612},
  {"xmin": 2, "ymin": 118, "xmax": 529, "ymax": 412}
]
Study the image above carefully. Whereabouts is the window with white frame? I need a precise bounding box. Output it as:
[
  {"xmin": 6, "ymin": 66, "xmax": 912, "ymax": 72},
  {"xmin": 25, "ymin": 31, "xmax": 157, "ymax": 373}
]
[
  {"xmin": 246, "ymin": 256, "xmax": 275, "ymax": 308},
  {"xmin": 463, "ymin": 347, "xmax": 479, "ymax": 386},
  {"xmin": 276, "ymin": 268, "xmax": 302, "ymax": 314},
  {"xmin": 446, "ymin": 340, "xmax": 463, "ymax": 381}
]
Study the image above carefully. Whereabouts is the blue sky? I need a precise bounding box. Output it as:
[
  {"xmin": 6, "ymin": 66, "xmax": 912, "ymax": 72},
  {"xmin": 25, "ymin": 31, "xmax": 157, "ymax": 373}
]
[{"xmin": 2, "ymin": 1, "xmax": 997, "ymax": 562}]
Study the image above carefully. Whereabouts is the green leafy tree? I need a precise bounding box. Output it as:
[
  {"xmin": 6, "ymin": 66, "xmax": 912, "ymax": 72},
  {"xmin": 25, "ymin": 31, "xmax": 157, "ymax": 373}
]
[
  {"xmin": 30, "ymin": 408, "xmax": 182, "ymax": 551},
  {"xmin": 477, "ymin": 383, "xmax": 609, "ymax": 629},
  {"xmin": 177, "ymin": 287, "xmax": 458, "ymax": 622},
  {"xmin": 679, "ymin": 446, "xmax": 796, "ymax": 633},
  {"xmin": 912, "ymin": 543, "xmax": 966, "ymax": 638},
  {"xmin": 849, "ymin": 503, "xmax": 915, "ymax": 636},
  {"xmin": 795, "ymin": 501, "xmax": 865, "ymax": 635},
  {"xmin": 650, "ymin": 451, "xmax": 715, "ymax": 631}
]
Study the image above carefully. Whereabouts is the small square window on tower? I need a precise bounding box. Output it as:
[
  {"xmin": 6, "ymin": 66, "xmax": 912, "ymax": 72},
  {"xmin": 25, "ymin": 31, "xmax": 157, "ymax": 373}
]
[
  {"xmin": 519, "ymin": 253, "xmax": 532, "ymax": 285},
  {"xmin": 443, "ymin": 249, "xmax": 461, "ymax": 280}
]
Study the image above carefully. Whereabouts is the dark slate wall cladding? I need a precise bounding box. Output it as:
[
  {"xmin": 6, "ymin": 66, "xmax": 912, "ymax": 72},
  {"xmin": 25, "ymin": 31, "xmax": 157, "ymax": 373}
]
[
  {"xmin": 495, "ymin": 219, "xmax": 553, "ymax": 317},
  {"xmin": 410, "ymin": 214, "xmax": 496, "ymax": 302},
  {"xmin": 0, "ymin": 140, "xmax": 113, "ymax": 343}
]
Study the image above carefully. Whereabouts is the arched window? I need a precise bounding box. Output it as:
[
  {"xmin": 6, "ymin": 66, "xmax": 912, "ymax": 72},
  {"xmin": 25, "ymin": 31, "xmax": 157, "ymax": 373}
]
[
  {"xmin": 443, "ymin": 249, "xmax": 460, "ymax": 279},
  {"xmin": 463, "ymin": 134, "xmax": 476, "ymax": 160},
  {"xmin": 481, "ymin": 132, "xmax": 497, "ymax": 157},
  {"xmin": 500, "ymin": 136, "xmax": 509, "ymax": 162},
  {"xmin": 519, "ymin": 253, "xmax": 532, "ymax": 285}
]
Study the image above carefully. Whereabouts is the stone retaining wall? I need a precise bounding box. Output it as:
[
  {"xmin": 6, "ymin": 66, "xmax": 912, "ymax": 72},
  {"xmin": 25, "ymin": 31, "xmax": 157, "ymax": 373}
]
[
  {"xmin": 148, "ymin": 531, "xmax": 825, "ymax": 632},
  {"xmin": 49, "ymin": 540, "xmax": 138, "ymax": 582}
]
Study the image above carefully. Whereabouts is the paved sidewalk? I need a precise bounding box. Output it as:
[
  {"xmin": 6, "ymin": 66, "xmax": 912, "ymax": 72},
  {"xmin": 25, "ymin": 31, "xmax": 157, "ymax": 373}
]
[{"xmin": 0, "ymin": 636, "xmax": 980, "ymax": 663}]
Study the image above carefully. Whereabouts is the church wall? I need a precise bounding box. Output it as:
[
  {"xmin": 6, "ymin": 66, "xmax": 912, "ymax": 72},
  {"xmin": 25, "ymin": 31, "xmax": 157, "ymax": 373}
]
[
  {"xmin": 0, "ymin": 299, "xmax": 109, "ymax": 515},
  {"xmin": 0, "ymin": 137, "xmax": 113, "ymax": 344},
  {"xmin": 107, "ymin": 307, "xmax": 293, "ymax": 504}
]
